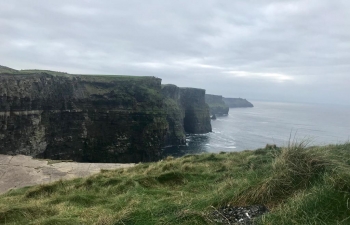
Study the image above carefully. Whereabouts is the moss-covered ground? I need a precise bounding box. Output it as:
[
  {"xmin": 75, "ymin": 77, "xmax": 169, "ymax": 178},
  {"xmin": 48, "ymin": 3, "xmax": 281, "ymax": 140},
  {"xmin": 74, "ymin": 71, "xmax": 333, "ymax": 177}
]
[{"xmin": 1, "ymin": 142, "xmax": 350, "ymax": 224}]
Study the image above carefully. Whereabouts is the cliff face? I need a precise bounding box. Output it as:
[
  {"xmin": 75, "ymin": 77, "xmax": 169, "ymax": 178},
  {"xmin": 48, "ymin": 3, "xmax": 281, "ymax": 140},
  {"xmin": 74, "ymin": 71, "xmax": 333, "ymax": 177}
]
[
  {"xmin": 205, "ymin": 94, "xmax": 229, "ymax": 115},
  {"xmin": 161, "ymin": 85, "xmax": 186, "ymax": 146},
  {"xmin": 0, "ymin": 72, "xmax": 168, "ymax": 163},
  {"xmin": 180, "ymin": 88, "xmax": 212, "ymax": 134},
  {"xmin": 161, "ymin": 85, "xmax": 212, "ymax": 146},
  {"xmin": 223, "ymin": 98, "xmax": 254, "ymax": 108}
]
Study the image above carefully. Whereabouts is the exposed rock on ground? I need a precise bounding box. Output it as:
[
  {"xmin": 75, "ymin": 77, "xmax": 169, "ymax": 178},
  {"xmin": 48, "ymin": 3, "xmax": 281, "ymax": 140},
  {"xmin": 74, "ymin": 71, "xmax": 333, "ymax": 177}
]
[{"xmin": 210, "ymin": 205, "xmax": 269, "ymax": 224}]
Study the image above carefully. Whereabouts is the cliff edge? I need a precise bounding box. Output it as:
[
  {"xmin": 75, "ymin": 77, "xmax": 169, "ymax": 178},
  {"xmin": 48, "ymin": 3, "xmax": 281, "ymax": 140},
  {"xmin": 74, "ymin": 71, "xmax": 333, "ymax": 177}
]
[
  {"xmin": 223, "ymin": 97, "xmax": 254, "ymax": 108},
  {"xmin": 161, "ymin": 85, "xmax": 212, "ymax": 146}
]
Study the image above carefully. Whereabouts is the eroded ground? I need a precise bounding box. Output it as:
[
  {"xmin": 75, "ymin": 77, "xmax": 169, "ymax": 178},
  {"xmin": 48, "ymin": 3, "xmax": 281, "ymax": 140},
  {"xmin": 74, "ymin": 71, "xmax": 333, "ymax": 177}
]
[{"xmin": 0, "ymin": 154, "xmax": 135, "ymax": 194}]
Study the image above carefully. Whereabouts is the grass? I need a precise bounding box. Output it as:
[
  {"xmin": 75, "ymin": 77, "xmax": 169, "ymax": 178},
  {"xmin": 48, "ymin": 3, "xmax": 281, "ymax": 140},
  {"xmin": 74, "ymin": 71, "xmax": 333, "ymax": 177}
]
[{"xmin": 1, "ymin": 143, "xmax": 350, "ymax": 224}]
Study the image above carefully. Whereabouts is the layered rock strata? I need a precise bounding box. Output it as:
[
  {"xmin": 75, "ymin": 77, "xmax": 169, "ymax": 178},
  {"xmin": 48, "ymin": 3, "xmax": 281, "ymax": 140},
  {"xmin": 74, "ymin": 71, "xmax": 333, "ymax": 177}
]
[
  {"xmin": 0, "ymin": 69, "xmax": 213, "ymax": 163},
  {"xmin": 0, "ymin": 72, "xmax": 168, "ymax": 163},
  {"xmin": 205, "ymin": 94, "xmax": 229, "ymax": 116}
]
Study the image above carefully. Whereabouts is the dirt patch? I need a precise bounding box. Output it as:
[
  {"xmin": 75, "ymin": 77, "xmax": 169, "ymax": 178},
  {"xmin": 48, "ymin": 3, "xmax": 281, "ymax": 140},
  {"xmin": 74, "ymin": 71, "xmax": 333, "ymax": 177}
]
[{"xmin": 0, "ymin": 154, "xmax": 135, "ymax": 194}]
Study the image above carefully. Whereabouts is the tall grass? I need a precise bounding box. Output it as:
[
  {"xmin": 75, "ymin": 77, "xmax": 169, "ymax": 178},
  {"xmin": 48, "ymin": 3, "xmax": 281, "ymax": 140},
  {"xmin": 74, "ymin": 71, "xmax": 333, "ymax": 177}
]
[{"xmin": 0, "ymin": 142, "xmax": 349, "ymax": 224}]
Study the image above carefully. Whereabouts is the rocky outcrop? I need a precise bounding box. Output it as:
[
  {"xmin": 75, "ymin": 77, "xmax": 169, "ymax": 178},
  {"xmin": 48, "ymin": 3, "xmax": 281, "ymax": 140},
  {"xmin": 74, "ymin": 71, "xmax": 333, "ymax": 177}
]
[
  {"xmin": 180, "ymin": 88, "xmax": 212, "ymax": 134},
  {"xmin": 205, "ymin": 94, "xmax": 229, "ymax": 116},
  {"xmin": 0, "ymin": 72, "xmax": 168, "ymax": 163},
  {"xmin": 223, "ymin": 98, "xmax": 254, "ymax": 108}
]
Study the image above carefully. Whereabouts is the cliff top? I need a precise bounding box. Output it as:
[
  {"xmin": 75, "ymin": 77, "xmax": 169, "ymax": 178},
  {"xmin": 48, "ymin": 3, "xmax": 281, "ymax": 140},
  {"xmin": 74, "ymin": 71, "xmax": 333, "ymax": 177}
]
[
  {"xmin": 206, "ymin": 94, "xmax": 223, "ymax": 98},
  {"xmin": 0, "ymin": 65, "xmax": 17, "ymax": 73},
  {"xmin": 0, "ymin": 65, "xmax": 158, "ymax": 81}
]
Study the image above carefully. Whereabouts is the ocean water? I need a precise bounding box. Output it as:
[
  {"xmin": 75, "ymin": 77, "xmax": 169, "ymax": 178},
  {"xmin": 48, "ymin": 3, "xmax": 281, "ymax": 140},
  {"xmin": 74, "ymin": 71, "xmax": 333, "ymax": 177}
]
[{"xmin": 163, "ymin": 101, "xmax": 350, "ymax": 157}]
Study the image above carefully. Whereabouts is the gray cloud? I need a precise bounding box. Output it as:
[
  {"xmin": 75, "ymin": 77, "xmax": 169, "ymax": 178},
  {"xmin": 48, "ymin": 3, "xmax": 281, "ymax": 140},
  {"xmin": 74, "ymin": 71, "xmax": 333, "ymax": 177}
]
[{"xmin": 1, "ymin": 0, "xmax": 350, "ymax": 104}]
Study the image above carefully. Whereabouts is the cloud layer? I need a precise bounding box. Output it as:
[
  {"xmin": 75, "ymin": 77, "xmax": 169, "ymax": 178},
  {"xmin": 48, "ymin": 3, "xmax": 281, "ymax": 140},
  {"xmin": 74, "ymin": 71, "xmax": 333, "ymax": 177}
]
[{"xmin": 1, "ymin": 0, "xmax": 349, "ymax": 104}]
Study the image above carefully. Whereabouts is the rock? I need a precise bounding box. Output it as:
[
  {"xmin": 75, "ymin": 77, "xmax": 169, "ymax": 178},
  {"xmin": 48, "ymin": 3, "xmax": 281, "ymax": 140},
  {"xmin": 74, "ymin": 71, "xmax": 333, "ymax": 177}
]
[
  {"xmin": 161, "ymin": 85, "xmax": 212, "ymax": 146},
  {"xmin": 161, "ymin": 84, "xmax": 186, "ymax": 146},
  {"xmin": 223, "ymin": 98, "xmax": 254, "ymax": 108},
  {"xmin": 210, "ymin": 205, "xmax": 269, "ymax": 224},
  {"xmin": 211, "ymin": 114, "xmax": 217, "ymax": 120},
  {"xmin": 0, "ymin": 71, "xmax": 168, "ymax": 163},
  {"xmin": 0, "ymin": 69, "xmax": 213, "ymax": 163},
  {"xmin": 205, "ymin": 94, "xmax": 229, "ymax": 116}
]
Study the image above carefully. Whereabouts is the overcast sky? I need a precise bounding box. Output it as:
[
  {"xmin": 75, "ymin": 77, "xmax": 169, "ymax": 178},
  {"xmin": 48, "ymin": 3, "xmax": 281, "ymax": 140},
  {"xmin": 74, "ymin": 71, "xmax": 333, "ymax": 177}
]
[{"xmin": 1, "ymin": 0, "xmax": 349, "ymax": 105}]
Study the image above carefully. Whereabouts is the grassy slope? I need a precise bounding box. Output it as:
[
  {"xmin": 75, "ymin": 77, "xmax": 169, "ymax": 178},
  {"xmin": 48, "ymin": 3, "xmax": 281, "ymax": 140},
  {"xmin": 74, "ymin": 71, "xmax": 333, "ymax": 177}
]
[
  {"xmin": 0, "ymin": 65, "xmax": 17, "ymax": 73},
  {"xmin": 1, "ymin": 143, "xmax": 350, "ymax": 225}
]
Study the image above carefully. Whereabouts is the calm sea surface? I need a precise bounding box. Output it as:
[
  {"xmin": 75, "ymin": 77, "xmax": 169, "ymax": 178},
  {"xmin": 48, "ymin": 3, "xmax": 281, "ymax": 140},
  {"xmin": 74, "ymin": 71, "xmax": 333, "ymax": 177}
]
[{"xmin": 163, "ymin": 101, "xmax": 350, "ymax": 157}]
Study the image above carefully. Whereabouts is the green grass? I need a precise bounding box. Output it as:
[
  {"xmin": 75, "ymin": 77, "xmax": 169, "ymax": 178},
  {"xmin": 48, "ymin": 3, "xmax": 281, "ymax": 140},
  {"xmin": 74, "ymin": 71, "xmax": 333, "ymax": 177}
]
[{"xmin": 1, "ymin": 143, "xmax": 350, "ymax": 224}]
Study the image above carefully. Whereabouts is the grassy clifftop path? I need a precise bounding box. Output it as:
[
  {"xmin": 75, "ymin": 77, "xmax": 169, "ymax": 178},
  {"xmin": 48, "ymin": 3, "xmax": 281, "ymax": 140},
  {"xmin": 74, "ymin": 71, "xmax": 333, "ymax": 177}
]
[{"xmin": 1, "ymin": 142, "xmax": 350, "ymax": 224}]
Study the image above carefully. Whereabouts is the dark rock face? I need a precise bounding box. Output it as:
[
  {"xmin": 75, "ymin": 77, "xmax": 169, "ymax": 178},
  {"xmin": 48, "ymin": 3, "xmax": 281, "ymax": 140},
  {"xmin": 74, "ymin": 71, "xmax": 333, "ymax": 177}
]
[
  {"xmin": 0, "ymin": 72, "xmax": 168, "ymax": 163},
  {"xmin": 161, "ymin": 84, "xmax": 186, "ymax": 146},
  {"xmin": 205, "ymin": 94, "xmax": 229, "ymax": 115},
  {"xmin": 180, "ymin": 88, "xmax": 212, "ymax": 134},
  {"xmin": 161, "ymin": 85, "xmax": 212, "ymax": 146},
  {"xmin": 223, "ymin": 98, "xmax": 254, "ymax": 108}
]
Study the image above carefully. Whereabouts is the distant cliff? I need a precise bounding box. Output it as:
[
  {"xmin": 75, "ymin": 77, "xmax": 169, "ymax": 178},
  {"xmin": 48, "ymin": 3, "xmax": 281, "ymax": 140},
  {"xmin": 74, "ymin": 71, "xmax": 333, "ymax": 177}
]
[
  {"xmin": 180, "ymin": 88, "xmax": 212, "ymax": 134},
  {"xmin": 223, "ymin": 98, "xmax": 254, "ymax": 108},
  {"xmin": 162, "ymin": 85, "xmax": 212, "ymax": 146},
  {"xmin": 0, "ymin": 67, "xmax": 212, "ymax": 162},
  {"xmin": 205, "ymin": 94, "xmax": 229, "ymax": 115}
]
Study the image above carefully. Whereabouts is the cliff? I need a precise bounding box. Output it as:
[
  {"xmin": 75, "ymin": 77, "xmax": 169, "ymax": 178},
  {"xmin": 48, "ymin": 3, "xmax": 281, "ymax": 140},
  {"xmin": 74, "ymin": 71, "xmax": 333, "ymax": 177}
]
[
  {"xmin": 0, "ymin": 71, "xmax": 168, "ymax": 163},
  {"xmin": 161, "ymin": 84, "xmax": 186, "ymax": 146},
  {"xmin": 180, "ymin": 88, "xmax": 212, "ymax": 134},
  {"xmin": 0, "ymin": 66, "xmax": 213, "ymax": 162},
  {"xmin": 161, "ymin": 85, "xmax": 212, "ymax": 146},
  {"xmin": 223, "ymin": 97, "xmax": 254, "ymax": 108},
  {"xmin": 205, "ymin": 94, "xmax": 229, "ymax": 115}
]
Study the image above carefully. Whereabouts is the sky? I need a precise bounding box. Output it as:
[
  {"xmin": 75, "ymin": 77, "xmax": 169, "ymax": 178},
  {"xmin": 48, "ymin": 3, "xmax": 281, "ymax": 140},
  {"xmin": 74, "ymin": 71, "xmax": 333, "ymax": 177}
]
[{"xmin": 1, "ymin": 0, "xmax": 349, "ymax": 105}]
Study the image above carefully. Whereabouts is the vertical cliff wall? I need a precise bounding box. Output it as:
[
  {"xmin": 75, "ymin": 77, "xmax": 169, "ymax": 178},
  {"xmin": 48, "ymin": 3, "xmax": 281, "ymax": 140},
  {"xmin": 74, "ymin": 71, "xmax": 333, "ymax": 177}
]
[
  {"xmin": 161, "ymin": 84, "xmax": 186, "ymax": 146},
  {"xmin": 205, "ymin": 94, "xmax": 229, "ymax": 115},
  {"xmin": 180, "ymin": 88, "xmax": 212, "ymax": 134},
  {"xmin": 0, "ymin": 72, "xmax": 168, "ymax": 163}
]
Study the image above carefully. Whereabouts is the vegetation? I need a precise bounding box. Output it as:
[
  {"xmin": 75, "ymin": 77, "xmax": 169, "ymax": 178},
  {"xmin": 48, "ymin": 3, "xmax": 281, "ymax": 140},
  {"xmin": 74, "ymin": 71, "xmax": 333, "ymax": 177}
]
[
  {"xmin": 1, "ymin": 142, "xmax": 350, "ymax": 224},
  {"xmin": 0, "ymin": 65, "xmax": 17, "ymax": 73}
]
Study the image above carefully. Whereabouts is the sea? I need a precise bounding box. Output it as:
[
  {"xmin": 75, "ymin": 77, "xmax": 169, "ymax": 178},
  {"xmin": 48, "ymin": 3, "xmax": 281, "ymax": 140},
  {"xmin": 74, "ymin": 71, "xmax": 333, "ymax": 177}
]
[{"xmin": 163, "ymin": 101, "xmax": 350, "ymax": 157}]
